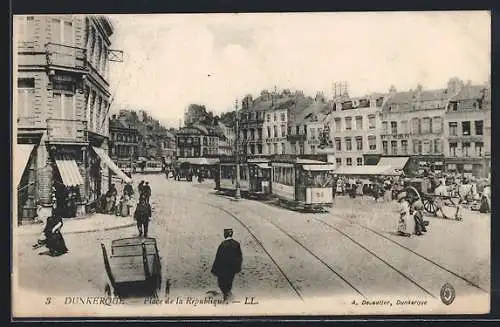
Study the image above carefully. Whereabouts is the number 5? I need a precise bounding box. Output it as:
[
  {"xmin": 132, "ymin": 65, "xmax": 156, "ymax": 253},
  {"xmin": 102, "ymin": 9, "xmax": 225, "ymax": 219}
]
[{"xmin": 45, "ymin": 297, "xmax": 52, "ymax": 305}]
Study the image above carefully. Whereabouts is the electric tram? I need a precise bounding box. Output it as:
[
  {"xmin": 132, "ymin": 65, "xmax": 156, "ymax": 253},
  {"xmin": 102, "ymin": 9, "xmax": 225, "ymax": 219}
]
[
  {"xmin": 270, "ymin": 157, "xmax": 336, "ymax": 211},
  {"xmin": 215, "ymin": 157, "xmax": 271, "ymax": 198}
]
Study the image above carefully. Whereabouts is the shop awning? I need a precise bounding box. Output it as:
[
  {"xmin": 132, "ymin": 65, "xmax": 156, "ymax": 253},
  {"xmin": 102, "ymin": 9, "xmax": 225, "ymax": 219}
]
[
  {"xmin": 256, "ymin": 163, "xmax": 271, "ymax": 169},
  {"xmin": 55, "ymin": 155, "xmax": 84, "ymax": 187},
  {"xmin": 303, "ymin": 164, "xmax": 336, "ymax": 171},
  {"xmin": 14, "ymin": 144, "xmax": 35, "ymax": 187},
  {"xmin": 377, "ymin": 157, "xmax": 410, "ymax": 171},
  {"xmin": 177, "ymin": 157, "xmax": 220, "ymax": 165},
  {"xmin": 333, "ymin": 165, "xmax": 402, "ymax": 176},
  {"xmin": 92, "ymin": 146, "xmax": 133, "ymax": 183}
]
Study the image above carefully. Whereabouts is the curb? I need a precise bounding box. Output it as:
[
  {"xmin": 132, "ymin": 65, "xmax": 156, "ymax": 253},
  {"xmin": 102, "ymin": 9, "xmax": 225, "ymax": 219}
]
[
  {"xmin": 65, "ymin": 222, "xmax": 136, "ymax": 235},
  {"xmin": 15, "ymin": 221, "xmax": 136, "ymax": 237}
]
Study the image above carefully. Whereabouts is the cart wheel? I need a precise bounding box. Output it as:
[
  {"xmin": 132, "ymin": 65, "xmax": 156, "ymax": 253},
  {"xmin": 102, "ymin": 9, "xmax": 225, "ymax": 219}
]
[
  {"xmin": 423, "ymin": 199, "xmax": 433, "ymax": 215},
  {"xmin": 104, "ymin": 283, "xmax": 111, "ymax": 296}
]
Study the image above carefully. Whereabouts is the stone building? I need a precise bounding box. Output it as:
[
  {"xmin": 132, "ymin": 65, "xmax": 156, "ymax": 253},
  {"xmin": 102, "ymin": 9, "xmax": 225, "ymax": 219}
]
[
  {"xmin": 14, "ymin": 15, "xmax": 129, "ymax": 224},
  {"xmin": 379, "ymin": 81, "xmax": 461, "ymax": 175},
  {"xmin": 109, "ymin": 114, "xmax": 139, "ymax": 173},
  {"xmin": 176, "ymin": 124, "xmax": 220, "ymax": 158},
  {"xmin": 443, "ymin": 82, "xmax": 491, "ymax": 178},
  {"xmin": 240, "ymin": 89, "xmax": 311, "ymax": 157},
  {"xmin": 324, "ymin": 93, "xmax": 386, "ymax": 167},
  {"xmin": 217, "ymin": 121, "xmax": 235, "ymax": 157}
]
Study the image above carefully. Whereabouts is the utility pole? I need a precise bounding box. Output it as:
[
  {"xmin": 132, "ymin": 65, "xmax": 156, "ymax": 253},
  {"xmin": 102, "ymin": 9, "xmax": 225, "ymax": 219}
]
[{"xmin": 234, "ymin": 99, "xmax": 241, "ymax": 200}]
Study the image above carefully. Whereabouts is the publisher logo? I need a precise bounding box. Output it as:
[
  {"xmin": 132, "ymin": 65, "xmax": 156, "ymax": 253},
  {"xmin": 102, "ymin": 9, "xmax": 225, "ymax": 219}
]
[{"xmin": 440, "ymin": 283, "xmax": 456, "ymax": 305}]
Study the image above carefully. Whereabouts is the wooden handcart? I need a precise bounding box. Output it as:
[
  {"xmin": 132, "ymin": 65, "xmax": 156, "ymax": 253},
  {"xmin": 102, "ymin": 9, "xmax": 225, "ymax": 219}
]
[{"xmin": 101, "ymin": 237, "xmax": 162, "ymax": 298}]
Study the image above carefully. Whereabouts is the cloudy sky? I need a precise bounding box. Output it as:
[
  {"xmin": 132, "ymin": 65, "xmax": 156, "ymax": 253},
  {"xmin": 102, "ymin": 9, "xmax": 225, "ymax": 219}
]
[{"xmin": 107, "ymin": 11, "xmax": 490, "ymax": 127}]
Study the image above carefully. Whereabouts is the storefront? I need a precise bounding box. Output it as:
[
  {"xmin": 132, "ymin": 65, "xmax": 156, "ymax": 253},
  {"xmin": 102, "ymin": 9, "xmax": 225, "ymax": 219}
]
[{"xmin": 445, "ymin": 157, "xmax": 489, "ymax": 178}]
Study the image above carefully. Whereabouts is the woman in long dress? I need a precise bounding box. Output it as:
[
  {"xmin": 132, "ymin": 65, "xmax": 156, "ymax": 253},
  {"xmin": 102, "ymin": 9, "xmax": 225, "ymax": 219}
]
[
  {"xmin": 396, "ymin": 192, "xmax": 411, "ymax": 237},
  {"xmin": 120, "ymin": 194, "xmax": 130, "ymax": 217},
  {"xmin": 41, "ymin": 214, "xmax": 68, "ymax": 256}
]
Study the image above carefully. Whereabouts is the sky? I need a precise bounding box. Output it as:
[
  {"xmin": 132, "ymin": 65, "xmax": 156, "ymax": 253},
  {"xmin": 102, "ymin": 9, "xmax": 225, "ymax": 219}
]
[{"xmin": 106, "ymin": 11, "xmax": 490, "ymax": 128}]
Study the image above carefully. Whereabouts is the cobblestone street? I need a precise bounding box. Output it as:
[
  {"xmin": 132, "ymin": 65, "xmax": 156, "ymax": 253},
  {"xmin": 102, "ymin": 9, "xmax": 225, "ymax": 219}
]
[{"xmin": 14, "ymin": 174, "xmax": 490, "ymax": 316}]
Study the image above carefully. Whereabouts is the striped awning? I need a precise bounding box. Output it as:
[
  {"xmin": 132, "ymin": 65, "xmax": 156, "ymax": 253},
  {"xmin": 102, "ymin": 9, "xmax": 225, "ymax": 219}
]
[
  {"xmin": 92, "ymin": 146, "xmax": 132, "ymax": 183},
  {"xmin": 14, "ymin": 144, "xmax": 36, "ymax": 187},
  {"xmin": 55, "ymin": 155, "xmax": 84, "ymax": 187}
]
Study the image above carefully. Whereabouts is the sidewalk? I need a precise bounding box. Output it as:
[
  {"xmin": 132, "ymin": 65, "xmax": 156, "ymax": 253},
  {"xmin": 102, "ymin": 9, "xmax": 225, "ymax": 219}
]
[{"xmin": 14, "ymin": 213, "xmax": 135, "ymax": 236}]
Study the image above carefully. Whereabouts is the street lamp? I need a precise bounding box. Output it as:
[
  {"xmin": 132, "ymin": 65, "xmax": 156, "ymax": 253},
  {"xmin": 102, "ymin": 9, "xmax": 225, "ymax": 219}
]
[{"xmin": 234, "ymin": 99, "xmax": 241, "ymax": 200}]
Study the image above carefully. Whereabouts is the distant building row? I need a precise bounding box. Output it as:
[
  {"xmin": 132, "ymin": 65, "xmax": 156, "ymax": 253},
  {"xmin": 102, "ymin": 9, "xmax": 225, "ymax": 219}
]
[{"xmin": 235, "ymin": 79, "xmax": 490, "ymax": 178}]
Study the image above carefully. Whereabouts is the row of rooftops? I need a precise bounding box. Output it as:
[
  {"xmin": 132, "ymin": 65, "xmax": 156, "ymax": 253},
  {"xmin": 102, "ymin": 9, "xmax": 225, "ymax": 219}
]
[{"xmin": 239, "ymin": 80, "xmax": 490, "ymax": 126}]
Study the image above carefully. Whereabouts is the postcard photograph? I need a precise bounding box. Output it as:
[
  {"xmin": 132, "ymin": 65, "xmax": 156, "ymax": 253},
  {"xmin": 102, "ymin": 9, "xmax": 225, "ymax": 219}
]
[{"xmin": 11, "ymin": 11, "xmax": 491, "ymax": 317}]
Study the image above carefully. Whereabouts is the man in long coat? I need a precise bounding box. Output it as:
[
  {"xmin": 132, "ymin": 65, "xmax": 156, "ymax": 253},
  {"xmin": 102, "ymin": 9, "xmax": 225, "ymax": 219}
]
[
  {"xmin": 211, "ymin": 228, "xmax": 243, "ymax": 302},
  {"xmin": 134, "ymin": 196, "xmax": 152, "ymax": 237}
]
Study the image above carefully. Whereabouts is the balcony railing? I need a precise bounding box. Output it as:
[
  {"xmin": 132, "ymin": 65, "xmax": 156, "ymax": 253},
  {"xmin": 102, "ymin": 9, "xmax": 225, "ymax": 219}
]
[
  {"xmin": 45, "ymin": 43, "xmax": 87, "ymax": 71},
  {"xmin": 381, "ymin": 133, "xmax": 410, "ymax": 140},
  {"xmin": 17, "ymin": 116, "xmax": 36, "ymax": 127},
  {"xmin": 287, "ymin": 134, "xmax": 307, "ymax": 142},
  {"xmin": 47, "ymin": 119, "xmax": 88, "ymax": 143}
]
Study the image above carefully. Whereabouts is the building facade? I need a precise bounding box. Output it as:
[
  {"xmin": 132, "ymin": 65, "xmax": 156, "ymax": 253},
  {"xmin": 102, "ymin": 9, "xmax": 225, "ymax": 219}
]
[
  {"xmin": 15, "ymin": 15, "xmax": 124, "ymax": 224},
  {"xmin": 217, "ymin": 121, "xmax": 235, "ymax": 156},
  {"xmin": 158, "ymin": 130, "xmax": 177, "ymax": 165},
  {"xmin": 379, "ymin": 81, "xmax": 463, "ymax": 175},
  {"xmin": 324, "ymin": 93, "xmax": 386, "ymax": 167},
  {"xmin": 240, "ymin": 94, "xmax": 265, "ymax": 156},
  {"xmin": 109, "ymin": 115, "xmax": 139, "ymax": 172},
  {"xmin": 240, "ymin": 89, "xmax": 310, "ymax": 157},
  {"xmin": 443, "ymin": 83, "xmax": 491, "ymax": 178},
  {"xmin": 176, "ymin": 124, "xmax": 219, "ymax": 158}
]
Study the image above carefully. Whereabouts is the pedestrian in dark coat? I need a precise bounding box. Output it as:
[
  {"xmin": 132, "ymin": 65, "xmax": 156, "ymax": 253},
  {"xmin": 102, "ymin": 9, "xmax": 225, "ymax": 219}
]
[
  {"xmin": 41, "ymin": 213, "xmax": 69, "ymax": 256},
  {"xmin": 143, "ymin": 182, "xmax": 151, "ymax": 202},
  {"xmin": 211, "ymin": 228, "xmax": 243, "ymax": 302},
  {"xmin": 138, "ymin": 181, "xmax": 145, "ymax": 197},
  {"xmin": 134, "ymin": 196, "xmax": 152, "ymax": 237},
  {"xmin": 124, "ymin": 183, "xmax": 134, "ymax": 197}
]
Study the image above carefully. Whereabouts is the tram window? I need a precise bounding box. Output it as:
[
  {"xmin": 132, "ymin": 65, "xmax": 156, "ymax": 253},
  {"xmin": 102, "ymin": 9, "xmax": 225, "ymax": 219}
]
[{"xmin": 304, "ymin": 170, "xmax": 335, "ymax": 188}]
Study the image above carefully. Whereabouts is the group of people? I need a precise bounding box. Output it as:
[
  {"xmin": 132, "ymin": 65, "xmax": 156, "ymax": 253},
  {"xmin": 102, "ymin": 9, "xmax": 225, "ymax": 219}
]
[
  {"xmin": 97, "ymin": 183, "xmax": 136, "ymax": 218},
  {"xmin": 167, "ymin": 166, "xmax": 210, "ymax": 183},
  {"xmin": 396, "ymin": 190, "xmax": 429, "ymax": 237}
]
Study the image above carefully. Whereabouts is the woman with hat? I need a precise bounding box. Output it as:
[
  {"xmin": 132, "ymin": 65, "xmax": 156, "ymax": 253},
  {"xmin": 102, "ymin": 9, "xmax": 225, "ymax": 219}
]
[{"xmin": 396, "ymin": 192, "xmax": 411, "ymax": 237}]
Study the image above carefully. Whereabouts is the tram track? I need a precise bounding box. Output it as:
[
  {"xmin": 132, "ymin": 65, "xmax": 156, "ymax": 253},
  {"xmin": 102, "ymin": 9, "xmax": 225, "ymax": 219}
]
[
  {"xmin": 318, "ymin": 214, "xmax": 489, "ymax": 294},
  {"xmin": 243, "ymin": 195, "xmax": 488, "ymax": 298},
  {"xmin": 167, "ymin": 192, "xmax": 370, "ymax": 300},
  {"xmin": 163, "ymin": 193, "xmax": 305, "ymax": 301},
  {"xmin": 250, "ymin": 192, "xmax": 489, "ymax": 298},
  {"xmin": 161, "ymin": 185, "xmax": 487, "ymax": 303},
  {"xmin": 235, "ymin": 201, "xmax": 435, "ymax": 298}
]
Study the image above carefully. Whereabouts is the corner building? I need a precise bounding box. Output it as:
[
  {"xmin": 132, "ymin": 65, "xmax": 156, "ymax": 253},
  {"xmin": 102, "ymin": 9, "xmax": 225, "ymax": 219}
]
[{"xmin": 15, "ymin": 15, "xmax": 127, "ymax": 224}]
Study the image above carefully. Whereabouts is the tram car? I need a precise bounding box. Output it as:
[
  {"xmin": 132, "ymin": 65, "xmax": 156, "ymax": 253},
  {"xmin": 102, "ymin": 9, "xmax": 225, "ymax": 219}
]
[
  {"xmin": 247, "ymin": 158, "xmax": 272, "ymax": 197},
  {"xmin": 142, "ymin": 160, "xmax": 163, "ymax": 174},
  {"xmin": 215, "ymin": 161, "xmax": 250, "ymax": 196},
  {"xmin": 270, "ymin": 158, "xmax": 336, "ymax": 211},
  {"xmin": 215, "ymin": 158, "xmax": 271, "ymax": 198}
]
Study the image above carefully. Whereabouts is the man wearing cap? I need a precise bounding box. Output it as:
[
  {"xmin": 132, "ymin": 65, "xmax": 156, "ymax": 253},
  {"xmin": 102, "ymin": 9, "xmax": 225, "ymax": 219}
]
[{"xmin": 211, "ymin": 228, "xmax": 243, "ymax": 302}]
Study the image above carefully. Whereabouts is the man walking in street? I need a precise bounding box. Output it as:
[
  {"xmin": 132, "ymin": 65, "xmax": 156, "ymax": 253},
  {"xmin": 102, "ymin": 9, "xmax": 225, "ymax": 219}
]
[
  {"xmin": 144, "ymin": 182, "xmax": 152, "ymax": 203},
  {"xmin": 134, "ymin": 196, "xmax": 152, "ymax": 237},
  {"xmin": 138, "ymin": 180, "xmax": 145, "ymax": 198},
  {"xmin": 211, "ymin": 228, "xmax": 243, "ymax": 302}
]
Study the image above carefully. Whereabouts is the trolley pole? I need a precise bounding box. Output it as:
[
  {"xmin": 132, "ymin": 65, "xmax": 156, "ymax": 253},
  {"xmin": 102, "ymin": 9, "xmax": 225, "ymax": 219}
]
[{"xmin": 235, "ymin": 98, "xmax": 241, "ymax": 200}]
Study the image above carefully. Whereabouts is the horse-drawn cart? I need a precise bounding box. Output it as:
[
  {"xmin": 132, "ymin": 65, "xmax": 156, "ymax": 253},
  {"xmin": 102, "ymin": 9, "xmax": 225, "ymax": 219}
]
[{"xmin": 101, "ymin": 237, "xmax": 162, "ymax": 298}]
